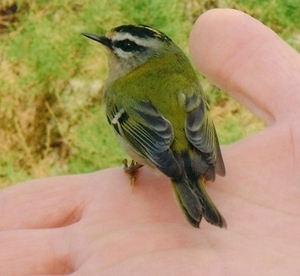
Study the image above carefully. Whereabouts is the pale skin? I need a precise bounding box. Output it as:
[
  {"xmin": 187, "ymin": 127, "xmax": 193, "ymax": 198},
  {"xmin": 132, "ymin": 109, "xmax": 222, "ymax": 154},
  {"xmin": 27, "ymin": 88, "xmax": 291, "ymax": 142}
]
[{"xmin": 1, "ymin": 8, "xmax": 300, "ymax": 275}]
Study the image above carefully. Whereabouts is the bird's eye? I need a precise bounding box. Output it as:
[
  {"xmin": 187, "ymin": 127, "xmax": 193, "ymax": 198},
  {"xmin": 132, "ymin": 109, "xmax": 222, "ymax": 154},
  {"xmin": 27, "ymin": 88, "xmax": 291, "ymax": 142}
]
[{"xmin": 113, "ymin": 39, "xmax": 144, "ymax": 52}]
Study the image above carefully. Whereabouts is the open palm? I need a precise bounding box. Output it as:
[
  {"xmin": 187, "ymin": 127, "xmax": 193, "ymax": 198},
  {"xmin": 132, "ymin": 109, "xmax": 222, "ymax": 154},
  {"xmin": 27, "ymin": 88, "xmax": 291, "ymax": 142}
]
[{"xmin": 1, "ymin": 9, "xmax": 300, "ymax": 275}]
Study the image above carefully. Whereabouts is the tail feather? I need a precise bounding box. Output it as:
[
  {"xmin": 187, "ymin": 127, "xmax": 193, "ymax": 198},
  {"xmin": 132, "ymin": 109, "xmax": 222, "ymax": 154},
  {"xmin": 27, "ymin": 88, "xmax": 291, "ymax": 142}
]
[
  {"xmin": 172, "ymin": 177, "xmax": 226, "ymax": 228},
  {"xmin": 171, "ymin": 180, "xmax": 202, "ymax": 227},
  {"xmin": 194, "ymin": 178, "xmax": 227, "ymax": 228}
]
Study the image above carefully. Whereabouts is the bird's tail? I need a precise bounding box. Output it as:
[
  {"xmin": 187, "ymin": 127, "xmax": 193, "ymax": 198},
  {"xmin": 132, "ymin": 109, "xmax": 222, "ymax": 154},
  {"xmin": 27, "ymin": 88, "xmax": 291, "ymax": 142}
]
[{"xmin": 171, "ymin": 176, "xmax": 226, "ymax": 228}]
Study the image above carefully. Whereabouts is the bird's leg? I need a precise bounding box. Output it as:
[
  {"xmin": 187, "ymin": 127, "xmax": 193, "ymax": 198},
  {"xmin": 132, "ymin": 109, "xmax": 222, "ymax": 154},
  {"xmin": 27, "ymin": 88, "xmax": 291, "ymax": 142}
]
[{"xmin": 122, "ymin": 159, "xmax": 143, "ymax": 186}]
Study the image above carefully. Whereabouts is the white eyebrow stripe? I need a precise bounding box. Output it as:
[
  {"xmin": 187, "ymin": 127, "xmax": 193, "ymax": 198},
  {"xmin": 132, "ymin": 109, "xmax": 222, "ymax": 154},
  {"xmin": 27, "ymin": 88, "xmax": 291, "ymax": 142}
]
[{"xmin": 112, "ymin": 32, "xmax": 148, "ymax": 47}]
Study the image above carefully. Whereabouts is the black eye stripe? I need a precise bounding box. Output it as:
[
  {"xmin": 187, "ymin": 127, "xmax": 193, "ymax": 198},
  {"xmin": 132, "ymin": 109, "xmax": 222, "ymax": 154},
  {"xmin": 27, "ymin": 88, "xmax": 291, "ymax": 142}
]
[{"xmin": 113, "ymin": 39, "xmax": 145, "ymax": 52}]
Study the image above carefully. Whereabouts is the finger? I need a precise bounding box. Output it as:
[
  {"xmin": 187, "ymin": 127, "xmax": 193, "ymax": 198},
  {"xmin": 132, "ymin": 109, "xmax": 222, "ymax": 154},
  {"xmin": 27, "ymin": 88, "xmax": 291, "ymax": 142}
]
[
  {"xmin": 0, "ymin": 174, "xmax": 85, "ymax": 230},
  {"xmin": 0, "ymin": 167, "xmax": 180, "ymax": 230},
  {"xmin": 0, "ymin": 228, "xmax": 72, "ymax": 275},
  {"xmin": 189, "ymin": 9, "xmax": 300, "ymax": 123}
]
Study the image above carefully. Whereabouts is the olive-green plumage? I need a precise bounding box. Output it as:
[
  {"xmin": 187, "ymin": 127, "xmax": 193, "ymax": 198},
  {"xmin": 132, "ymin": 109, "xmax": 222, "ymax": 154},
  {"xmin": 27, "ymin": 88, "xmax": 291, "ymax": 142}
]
[{"xmin": 83, "ymin": 25, "xmax": 226, "ymax": 228}]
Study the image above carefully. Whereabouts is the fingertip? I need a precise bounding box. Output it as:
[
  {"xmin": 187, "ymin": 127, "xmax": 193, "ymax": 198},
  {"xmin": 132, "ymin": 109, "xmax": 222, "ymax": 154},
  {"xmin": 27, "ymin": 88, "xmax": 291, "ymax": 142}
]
[
  {"xmin": 189, "ymin": 8, "xmax": 300, "ymax": 122},
  {"xmin": 189, "ymin": 8, "xmax": 269, "ymax": 85}
]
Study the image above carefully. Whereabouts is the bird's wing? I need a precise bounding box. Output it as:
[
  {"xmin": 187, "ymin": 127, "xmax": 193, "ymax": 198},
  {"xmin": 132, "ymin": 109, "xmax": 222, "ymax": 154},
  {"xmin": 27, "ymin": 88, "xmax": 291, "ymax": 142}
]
[
  {"xmin": 185, "ymin": 94, "xmax": 225, "ymax": 180},
  {"xmin": 107, "ymin": 101, "xmax": 182, "ymax": 179}
]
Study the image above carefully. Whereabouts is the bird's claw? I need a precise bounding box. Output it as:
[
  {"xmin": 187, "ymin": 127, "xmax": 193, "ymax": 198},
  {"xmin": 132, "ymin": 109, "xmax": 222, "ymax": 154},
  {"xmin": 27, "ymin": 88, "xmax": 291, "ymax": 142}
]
[{"xmin": 122, "ymin": 159, "xmax": 143, "ymax": 186}]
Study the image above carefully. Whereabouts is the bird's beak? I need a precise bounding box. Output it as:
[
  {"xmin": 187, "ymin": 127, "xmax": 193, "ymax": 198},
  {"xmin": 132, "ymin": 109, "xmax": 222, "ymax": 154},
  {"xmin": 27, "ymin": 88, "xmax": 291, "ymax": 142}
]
[{"xmin": 82, "ymin": 33, "xmax": 112, "ymax": 49}]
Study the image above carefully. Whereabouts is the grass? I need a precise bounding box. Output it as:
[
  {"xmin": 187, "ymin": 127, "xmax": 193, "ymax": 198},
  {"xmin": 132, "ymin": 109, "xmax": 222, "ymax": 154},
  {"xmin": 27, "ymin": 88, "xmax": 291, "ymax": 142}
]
[{"xmin": 0, "ymin": 0, "xmax": 299, "ymax": 188}]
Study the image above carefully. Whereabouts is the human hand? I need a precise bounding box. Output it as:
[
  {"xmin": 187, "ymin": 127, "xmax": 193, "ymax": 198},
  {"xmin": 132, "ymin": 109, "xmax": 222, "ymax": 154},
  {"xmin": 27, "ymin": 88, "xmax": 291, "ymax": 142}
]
[{"xmin": 1, "ymin": 9, "xmax": 300, "ymax": 275}]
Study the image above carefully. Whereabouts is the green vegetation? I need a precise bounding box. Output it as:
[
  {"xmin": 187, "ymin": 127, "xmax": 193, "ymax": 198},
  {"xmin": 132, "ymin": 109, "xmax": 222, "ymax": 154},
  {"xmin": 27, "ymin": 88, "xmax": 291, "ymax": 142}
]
[{"xmin": 0, "ymin": 0, "xmax": 299, "ymax": 188}]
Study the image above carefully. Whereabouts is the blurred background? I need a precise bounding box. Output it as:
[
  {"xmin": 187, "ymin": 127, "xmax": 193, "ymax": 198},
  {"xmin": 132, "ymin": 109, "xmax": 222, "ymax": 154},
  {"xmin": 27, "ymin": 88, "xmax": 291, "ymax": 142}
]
[{"xmin": 0, "ymin": 0, "xmax": 299, "ymax": 188}]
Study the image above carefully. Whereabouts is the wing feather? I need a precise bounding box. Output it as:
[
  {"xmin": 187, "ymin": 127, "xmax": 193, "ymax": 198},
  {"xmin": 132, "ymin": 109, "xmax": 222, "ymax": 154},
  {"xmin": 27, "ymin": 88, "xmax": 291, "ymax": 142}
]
[
  {"xmin": 185, "ymin": 94, "xmax": 225, "ymax": 180},
  {"xmin": 107, "ymin": 101, "xmax": 181, "ymax": 179}
]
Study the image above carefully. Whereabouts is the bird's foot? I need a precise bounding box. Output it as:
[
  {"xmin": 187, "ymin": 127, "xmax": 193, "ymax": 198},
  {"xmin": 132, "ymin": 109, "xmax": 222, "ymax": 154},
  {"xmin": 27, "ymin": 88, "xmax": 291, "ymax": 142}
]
[{"xmin": 122, "ymin": 159, "xmax": 143, "ymax": 186}]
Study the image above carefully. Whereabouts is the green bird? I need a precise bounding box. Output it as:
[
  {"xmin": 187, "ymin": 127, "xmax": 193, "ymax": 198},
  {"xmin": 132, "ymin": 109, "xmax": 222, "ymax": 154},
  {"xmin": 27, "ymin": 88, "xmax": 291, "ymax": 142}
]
[{"xmin": 83, "ymin": 25, "xmax": 226, "ymax": 228}]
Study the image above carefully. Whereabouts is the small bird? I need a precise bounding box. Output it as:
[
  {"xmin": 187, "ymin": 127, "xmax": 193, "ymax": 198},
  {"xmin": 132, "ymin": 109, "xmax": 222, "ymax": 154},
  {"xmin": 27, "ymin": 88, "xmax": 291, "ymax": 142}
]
[{"xmin": 83, "ymin": 25, "xmax": 226, "ymax": 228}]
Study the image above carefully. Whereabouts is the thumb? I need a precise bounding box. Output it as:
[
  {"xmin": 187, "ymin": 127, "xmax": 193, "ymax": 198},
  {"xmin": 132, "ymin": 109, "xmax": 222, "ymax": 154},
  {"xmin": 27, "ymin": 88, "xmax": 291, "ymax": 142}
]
[{"xmin": 189, "ymin": 9, "xmax": 300, "ymax": 124}]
